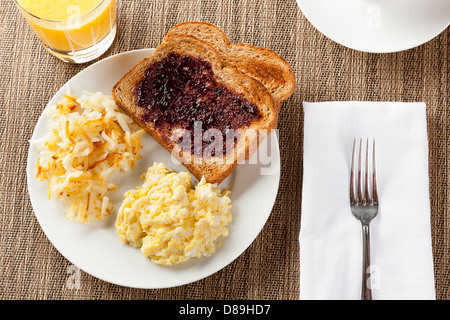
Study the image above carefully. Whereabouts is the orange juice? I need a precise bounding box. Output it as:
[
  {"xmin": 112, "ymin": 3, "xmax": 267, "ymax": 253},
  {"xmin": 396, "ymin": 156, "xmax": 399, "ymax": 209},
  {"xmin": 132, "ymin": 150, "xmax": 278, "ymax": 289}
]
[{"xmin": 16, "ymin": 0, "xmax": 117, "ymax": 62}]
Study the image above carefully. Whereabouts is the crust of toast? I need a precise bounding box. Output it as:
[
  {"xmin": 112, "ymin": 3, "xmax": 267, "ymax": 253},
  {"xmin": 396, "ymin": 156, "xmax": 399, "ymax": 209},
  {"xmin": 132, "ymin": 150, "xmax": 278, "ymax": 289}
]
[
  {"xmin": 113, "ymin": 34, "xmax": 278, "ymax": 184},
  {"xmin": 164, "ymin": 22, "xmax": 296, "ymax": 106}
]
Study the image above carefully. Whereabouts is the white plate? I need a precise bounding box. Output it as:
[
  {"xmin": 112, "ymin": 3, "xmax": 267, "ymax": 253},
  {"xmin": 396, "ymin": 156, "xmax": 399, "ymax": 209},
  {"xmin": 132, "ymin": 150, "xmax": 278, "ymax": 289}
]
[
  {"xmin": 26, "ymin": 49, "xmax": 280, "ymax": 289},
  {"xmin": 296, "ymin": 0, "xmax": 450, "ymax": 53}
]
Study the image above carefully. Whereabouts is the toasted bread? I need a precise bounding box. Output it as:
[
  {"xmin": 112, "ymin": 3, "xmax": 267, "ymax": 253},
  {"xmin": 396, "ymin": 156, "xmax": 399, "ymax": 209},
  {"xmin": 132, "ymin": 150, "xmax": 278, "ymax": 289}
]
[
  {"xmin": 112, "ymin": 34, "xmax": 278, "ymax": 184},
  {"xmin": 164, "ymin": 22, "xmax": 296, "ymax": 105}
]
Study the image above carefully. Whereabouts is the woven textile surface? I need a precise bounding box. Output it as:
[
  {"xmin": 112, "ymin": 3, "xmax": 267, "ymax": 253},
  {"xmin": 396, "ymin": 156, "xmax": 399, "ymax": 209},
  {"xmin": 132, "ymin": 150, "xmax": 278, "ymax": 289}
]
[{"xmin": 0, "ymin": 0, "xmax": 448, "ymax": 299}]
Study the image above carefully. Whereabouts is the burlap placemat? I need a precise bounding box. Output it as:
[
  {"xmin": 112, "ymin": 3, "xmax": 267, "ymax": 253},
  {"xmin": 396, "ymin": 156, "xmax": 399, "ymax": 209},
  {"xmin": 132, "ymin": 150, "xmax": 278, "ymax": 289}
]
[{"xmin": 0, "ymin": 0, "xmax": 448, "ymax": 300}]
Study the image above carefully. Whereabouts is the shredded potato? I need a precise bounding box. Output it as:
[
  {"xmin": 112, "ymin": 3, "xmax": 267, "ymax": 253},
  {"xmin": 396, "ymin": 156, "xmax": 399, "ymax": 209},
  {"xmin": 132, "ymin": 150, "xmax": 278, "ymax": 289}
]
[{"xmin": 34, "ymin": 92, "xmax": 145, "ymax": 223}]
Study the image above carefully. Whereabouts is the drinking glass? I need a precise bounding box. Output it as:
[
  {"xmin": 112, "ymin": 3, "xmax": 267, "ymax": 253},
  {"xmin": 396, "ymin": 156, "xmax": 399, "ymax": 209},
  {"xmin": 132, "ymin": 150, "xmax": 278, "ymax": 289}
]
[{"xmin": 14, "ymin": 0, "xmax": 117, "ymax": 63}]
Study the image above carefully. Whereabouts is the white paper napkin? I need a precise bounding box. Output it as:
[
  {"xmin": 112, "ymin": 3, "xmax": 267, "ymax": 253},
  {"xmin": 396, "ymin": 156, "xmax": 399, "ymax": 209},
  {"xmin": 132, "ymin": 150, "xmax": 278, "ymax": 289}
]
[{"xmin": 299, "ymin": 101, "xmax": 436, "ymax": 300}]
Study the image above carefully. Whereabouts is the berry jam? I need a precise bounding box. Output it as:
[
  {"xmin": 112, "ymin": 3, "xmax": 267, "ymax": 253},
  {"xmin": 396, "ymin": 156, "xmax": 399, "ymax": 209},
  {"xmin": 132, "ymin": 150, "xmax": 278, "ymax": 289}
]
[{"xmin": 135, "ymin": 52, "xmax": 262, "ymax": 157}]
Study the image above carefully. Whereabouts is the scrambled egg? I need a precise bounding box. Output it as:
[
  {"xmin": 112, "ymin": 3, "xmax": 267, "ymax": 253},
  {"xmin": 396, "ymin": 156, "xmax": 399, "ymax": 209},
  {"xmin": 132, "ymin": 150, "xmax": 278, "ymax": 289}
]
[
  {"xmin": 34, "ymin": 92, "xmax": 144, "ymax": 223},
  {"xmin": 115, "ymin": 162, "xmax": 232, "ymax": 265}
]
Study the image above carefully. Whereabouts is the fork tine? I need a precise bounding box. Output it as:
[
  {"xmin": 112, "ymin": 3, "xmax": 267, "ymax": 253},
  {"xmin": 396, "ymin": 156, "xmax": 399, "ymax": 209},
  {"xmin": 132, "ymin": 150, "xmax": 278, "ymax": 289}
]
[
  {"xmin": 365, "ymin": 138, "xmax": 371, "ymax": 203},
  {"xmin": 372, "ymin": 139, "xmax": 378, "ymax": 205},
  {"xmin": 350, "ymin": 139, "xmax": 356, "ymax": 204},
  {"xmin": 357, "ymin": 138, "xmax": 364, "ymax": 204}
]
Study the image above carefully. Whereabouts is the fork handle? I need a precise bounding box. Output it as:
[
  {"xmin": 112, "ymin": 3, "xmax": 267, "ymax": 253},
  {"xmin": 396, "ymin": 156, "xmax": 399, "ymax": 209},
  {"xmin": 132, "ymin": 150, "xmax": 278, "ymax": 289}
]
[{"xmin": 361, "ymin": 224, "xmax": 373, "ymax": 300}]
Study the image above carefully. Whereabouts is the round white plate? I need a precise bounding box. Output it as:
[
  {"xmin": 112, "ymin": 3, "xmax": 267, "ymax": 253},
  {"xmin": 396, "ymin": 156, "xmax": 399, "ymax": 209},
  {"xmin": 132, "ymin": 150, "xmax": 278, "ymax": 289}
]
[
  {"xmin": 296, "ymin": 0, "xmax": 450, "ymax": 53},
  {"xmin": 26, "ymin": 49, "xmax": 280, "ymax": 289}
]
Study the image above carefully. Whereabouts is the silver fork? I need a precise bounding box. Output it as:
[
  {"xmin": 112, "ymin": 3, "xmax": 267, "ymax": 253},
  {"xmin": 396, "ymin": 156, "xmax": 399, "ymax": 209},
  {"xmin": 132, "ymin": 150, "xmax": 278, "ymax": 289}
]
[{"xmin": 350, "ymin": 138, "xmax": 379, "ymax": 300}]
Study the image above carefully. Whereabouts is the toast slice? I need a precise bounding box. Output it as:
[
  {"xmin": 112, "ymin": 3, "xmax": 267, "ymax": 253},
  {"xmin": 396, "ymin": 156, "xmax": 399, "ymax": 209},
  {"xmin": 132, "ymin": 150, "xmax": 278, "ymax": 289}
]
[
  {"xmin": 164, "ymin": 22, "xmax": 296, "ymax": 106},
  {"xmin": 112, "ymin": 35, "xmax": 278, "ymax": 184}
]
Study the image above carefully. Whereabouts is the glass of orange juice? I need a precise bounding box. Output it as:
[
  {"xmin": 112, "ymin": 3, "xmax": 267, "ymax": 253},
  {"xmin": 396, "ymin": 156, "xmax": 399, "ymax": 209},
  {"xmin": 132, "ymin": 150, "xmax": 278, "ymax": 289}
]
[{"xmin": 14, "ymin": 0, "xmax": 117, "ymax": 63}]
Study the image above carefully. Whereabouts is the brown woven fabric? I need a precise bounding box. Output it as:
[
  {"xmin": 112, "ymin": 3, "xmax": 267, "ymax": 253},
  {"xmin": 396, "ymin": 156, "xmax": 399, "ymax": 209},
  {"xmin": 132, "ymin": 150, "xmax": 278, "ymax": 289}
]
[{"xmin": 0, "ymin": 0, "xmax": 448, "ymax": 300}]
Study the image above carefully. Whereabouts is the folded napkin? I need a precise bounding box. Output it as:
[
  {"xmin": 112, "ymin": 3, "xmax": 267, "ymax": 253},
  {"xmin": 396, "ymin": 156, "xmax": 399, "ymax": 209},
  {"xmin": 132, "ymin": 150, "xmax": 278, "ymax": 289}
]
[{"xmin": 299, "ymin": 101, "xmax": 436, "ymax": 300}]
